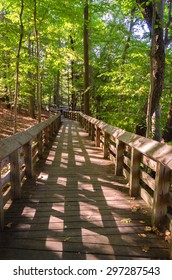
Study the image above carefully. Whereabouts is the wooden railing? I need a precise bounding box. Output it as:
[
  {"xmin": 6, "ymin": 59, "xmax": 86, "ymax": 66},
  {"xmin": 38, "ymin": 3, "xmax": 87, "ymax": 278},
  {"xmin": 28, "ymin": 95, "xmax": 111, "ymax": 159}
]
[
  {"xmin": 64, "ymin": 110, "xmax": 172, "ymax": 259},
  {"xmin": 0, "ymin": 113, "xmax": 61, "ymax": 230}
]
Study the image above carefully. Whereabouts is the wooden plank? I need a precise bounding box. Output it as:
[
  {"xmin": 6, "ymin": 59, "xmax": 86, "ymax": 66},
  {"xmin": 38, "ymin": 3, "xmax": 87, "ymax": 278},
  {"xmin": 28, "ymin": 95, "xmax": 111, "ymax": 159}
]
[
  {"xmin": 23, "ymin": 141, "xmax": 33, "ymax": 178},
  {"xmin": 9, "ymin": 149, "xmax": 21, "ymax": 199},
  {"xmin": 152, "ymin": 163, "xmax": 171, "ymax": 226},
  {"xmin": 140, "ymin": 169, "xmax": 155, "ymax": 191},
  {"xmin": 0, "ymin": 117, "xmax": 169, "ymax": 260},
  {"xmin": 0, "ymin": 165, "xmax": 4, "ymax": 230},
  {"xmin": 129, "ymin": 148, "xmax": 141, "ymax": 197},
  {"xmin": 103, "ymin": 132, "xmax": 109, "ymax": 159},
  {"xmin": 115, "ymin": 139, "xmax": 125, "ymax": 176},
  {"xmin": 140, "ymin": 187, "xmax": 153, "ymax": 207},
  {"xmin": 142, "ymin": 155, "xmax": 157, "ymax": 172}
]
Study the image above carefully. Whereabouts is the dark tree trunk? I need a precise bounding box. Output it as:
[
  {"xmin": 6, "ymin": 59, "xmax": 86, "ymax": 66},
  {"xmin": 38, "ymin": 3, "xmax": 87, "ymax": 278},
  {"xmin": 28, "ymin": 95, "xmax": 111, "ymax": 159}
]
[
  {"xmin": 13, "ymin": 0, "xmax": 24, "ymax": 133},
  {"xmin": 54, "ymin": 70, "xmax": 60, "ymax": 107},
  {"xmin": 163, "ymin": 97, "xmax": 172, "ymax": 142},
  {"xmin": 83, "ymin": 0, "xmax": 90, "ymax": 115},
  {"xmin": 34, "ymin": 0, "xmax": 41, "ymax": 123},
  {"xmin": 70, "ymin": 35, "xmax": 76, "ymax": 111},
  {"xmin": 136, "ymin": 0, "xmax": 165, "ymax": 141}
]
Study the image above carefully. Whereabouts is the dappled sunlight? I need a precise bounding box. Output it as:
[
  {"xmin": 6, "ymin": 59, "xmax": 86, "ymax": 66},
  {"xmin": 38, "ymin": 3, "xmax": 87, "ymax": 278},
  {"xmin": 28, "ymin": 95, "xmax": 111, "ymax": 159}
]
[
  {"xmin": 38, "ymin": 172, "xmax": 49, "ymax": 181},
  {"xmin": 52, "ymin": 203, "xmax": 64, "ymax": 213},
  {"xmin": 48, "ymin": 216, "xmax": 64, "ymax": 231},
  {"xmin": 21, "ymin": 206, "xmax": 36, "ymax": 218},
  {"xmin": 1, "ymin": 117, "xmax": 169, "ymax": 260},
  {"xmin": 57, "ymin": 177, "xmax": 67, "ymax": 186},
  {"xmin": 45, "ymin": 149, "xmax": 57, "ymax": 165},
  {"xmin": 45, "ymin": 237, "xmax": 63, "ymax": 258}
]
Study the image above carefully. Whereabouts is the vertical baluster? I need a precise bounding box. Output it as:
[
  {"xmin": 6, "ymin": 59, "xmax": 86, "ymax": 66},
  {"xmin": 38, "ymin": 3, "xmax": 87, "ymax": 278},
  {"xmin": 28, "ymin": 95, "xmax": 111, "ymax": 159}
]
[
  {"xmin": 0, "ymin": 164, "xmax": 4, "ymax": 230},
  {"xmin": 23, "ymin": 141, "xmax": 33, "ymax": 179},
  {"xmin": 129, "ymin": 147, "xmax": 141, "ymax": 196},
  {"xmin": 152, "ymin": 163, "xmax": 171, "ymax": 226},
  {"xmin": 10, "ymin": 149, "xmax": 21, "ymax": 199},
  {"xmin": 115, "ymin": 139, "xmax": 125, "ymax": 176},
  {"xmin": 103, "ymin": 132, "xmax": 109, "ymax": 159},
  {"xmin": 95, "ymin": 126, "xmax": 101, "ymax": 147}
]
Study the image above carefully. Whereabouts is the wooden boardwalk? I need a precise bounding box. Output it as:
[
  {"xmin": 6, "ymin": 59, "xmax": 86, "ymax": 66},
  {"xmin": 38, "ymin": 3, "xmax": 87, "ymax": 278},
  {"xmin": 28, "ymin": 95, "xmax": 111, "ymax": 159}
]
[{"xmin": 0, "ymin": 117, "xmax": 169, "ymax": 260}]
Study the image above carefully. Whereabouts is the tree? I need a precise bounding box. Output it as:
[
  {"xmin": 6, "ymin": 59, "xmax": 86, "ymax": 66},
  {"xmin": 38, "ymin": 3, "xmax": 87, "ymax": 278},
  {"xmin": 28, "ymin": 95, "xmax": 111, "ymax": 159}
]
[
  {"xmin": 136, "ymin": 0, "xmax": 165, "ymax": 141},
  {"xmin": 13, "ymin": 0, "xmax": 24, "ymax": 133},
  {"xmin": 83, "ymin": 0, "xmax": 90, "ymax": 115}
]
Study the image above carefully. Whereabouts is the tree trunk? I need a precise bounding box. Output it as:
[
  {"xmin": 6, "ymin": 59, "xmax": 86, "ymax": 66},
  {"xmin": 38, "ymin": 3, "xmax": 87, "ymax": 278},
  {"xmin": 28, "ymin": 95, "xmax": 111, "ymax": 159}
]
[
  {"xmin": 163, "ymin": 97, "xmax": 172, "ymax": 142},
  {"xmin": 83, "ymin": 0, "xmax": 90, "ymax": 115},
  {"xmin": 28, "ymin": 35, "xmax": 36, "ymax": 119},
  {"xmin": 54, "ymin": 70, "xmax": 60, "ymax": 107},
  {"xmin": 137, "ymin": 0, "xmax": 165, "ymax": 141},
  {"xmin": 34, "ymin": 0, "xmax": 41, "ymax": 123},
  {"xmin": 13, "ymin": 0, "xmax": 24, "ymax": 133},
  {"xmin": 70, "ymin": 35, "xmax": 76, "ymax": 111},
  {"xmin": 121, "ymin": 8, "xmax": 136, "ymax": 64}
]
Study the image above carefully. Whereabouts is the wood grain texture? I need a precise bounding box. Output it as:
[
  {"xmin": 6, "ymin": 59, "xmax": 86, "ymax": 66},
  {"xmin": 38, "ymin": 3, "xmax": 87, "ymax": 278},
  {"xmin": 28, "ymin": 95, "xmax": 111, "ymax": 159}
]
[{"xmin": 0, "ymin": 117, "xmax": 169, "ymax": 260}]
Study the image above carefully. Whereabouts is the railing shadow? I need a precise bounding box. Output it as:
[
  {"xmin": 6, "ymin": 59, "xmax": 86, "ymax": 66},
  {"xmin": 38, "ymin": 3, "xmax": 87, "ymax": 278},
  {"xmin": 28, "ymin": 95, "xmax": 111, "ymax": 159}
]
[{"xmin": 0, "ymin": 117, "xmax": 169, "ymax": 260}]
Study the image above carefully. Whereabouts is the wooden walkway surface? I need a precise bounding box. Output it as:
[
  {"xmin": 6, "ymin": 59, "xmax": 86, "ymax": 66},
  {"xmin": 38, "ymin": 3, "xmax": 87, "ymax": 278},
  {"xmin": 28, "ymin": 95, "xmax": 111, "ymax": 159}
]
[{"xmin": 0, "ymin": 118, "xmax": 169, "ymax": 260}]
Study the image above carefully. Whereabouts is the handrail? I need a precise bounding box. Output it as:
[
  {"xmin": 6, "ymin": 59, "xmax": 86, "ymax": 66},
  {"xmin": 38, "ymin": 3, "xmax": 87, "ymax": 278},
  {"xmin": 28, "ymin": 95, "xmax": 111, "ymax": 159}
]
[
  {"xmin": 0, "ymin": 113, "xmax": 61, "ymax": 230},
  {"xmin": 64, "ymin": 110, "xmax": 172, "ymax": 259}
]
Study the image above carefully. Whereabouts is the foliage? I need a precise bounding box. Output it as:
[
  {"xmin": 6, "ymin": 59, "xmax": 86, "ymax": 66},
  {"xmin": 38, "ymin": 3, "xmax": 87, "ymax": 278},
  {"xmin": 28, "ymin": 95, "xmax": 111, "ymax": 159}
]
[{"xmin": 0, "ymin": 0, "xmax": 172, "ymax": 137}]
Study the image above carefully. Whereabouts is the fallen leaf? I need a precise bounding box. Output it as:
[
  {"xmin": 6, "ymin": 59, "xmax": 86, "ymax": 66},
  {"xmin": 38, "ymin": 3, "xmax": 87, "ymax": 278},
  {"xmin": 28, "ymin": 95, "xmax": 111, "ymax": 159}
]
[
  {"xmin": 139, "ymin": 220, "xmax": 146, "ymax": 224},
  {"xmin": 165, "ymin": 230, "xmax": 171, "ymax": 243},
  {"xmin": 120, "ymin": 218, "xmax": 132, "ymax": 223},
  {"xmin": 138, "ymin": 233, "xmax": 147, "ymax": 238},
  {"xmin": 128, "ymin": 197, "xmax": 136, "ymax": 202},
  {"xmin": 131, "ymin": 205, "xmax": 140, "ymax": 212},
  {"xmin": 144, "ymin": 226, "xmax": 152, "ymax": 232},
  {"xmin": 142, "ymin": 245, "xmax": 150, "ymax": 252},
  {"xmin": 154, "ymin": 229, "xmax": 163, "ymax": 237},
  {"xmin": 165, "ymin": 229, "xmax": 171, "ymax": 236},
  {"xmin": 5, "ymin": 222, "xmax": 12, "ymax": 229},
  {"xmin": 63, "ymin": 237, "xmax": 71, "ymax": 242}
]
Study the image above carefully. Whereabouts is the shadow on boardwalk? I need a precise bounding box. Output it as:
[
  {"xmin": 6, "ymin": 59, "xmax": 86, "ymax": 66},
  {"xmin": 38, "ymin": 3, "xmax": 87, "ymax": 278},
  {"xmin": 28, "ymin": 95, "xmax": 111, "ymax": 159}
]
[{"xmin": 0, "ymin": 118, "xmax": 169, "ymax": 259}]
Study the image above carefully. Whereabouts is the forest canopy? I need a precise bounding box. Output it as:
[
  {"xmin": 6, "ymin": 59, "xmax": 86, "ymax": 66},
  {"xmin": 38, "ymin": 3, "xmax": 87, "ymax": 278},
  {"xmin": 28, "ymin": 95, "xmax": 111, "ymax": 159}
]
[{"xmin": 1, "ymin": 0, "xmax": 172, "ymax": 141}]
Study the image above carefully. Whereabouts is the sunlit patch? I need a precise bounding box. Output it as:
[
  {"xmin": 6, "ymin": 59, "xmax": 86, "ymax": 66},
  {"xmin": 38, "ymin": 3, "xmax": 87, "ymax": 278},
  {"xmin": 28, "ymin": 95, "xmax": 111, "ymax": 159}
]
[
  {"xmin": 54, "ymin": 194, "xmax": 64, "ymax": 201},
  {"xmin": 46, "ymin": 150, "xmax": 56, "ymax": 164},
  {"xmin": 82, "ymin": 228, "xmax": 114, "ymax": 255},
  {"xmin": 81, "ymin": 214, "xmax": 103, "ymax": 227},
  {"xmin": 82, "ymin": 228, "xmax": 109, "ymax": 243},
  {"xmin": 60, "ymin": 163, "xmax": 67, "ymax": 168},
  {"xmin": 52, "ymin": 202, "xmax": 64, "ymax": 213},
  {"xmin": 57, "ymin": 177, "xmax": 67, "ymax": 186},
  {"xmin": 75, "ymin": 155, "xmax": 85, "ymax": 163},
  {"xmin": 45, "ymin": 237, "xmax": 62, "ymax": 258},
  {"xmin": 48, "ymin": 216, "xmax": 64, "ymax": 231},
  {"xmin": 82, "ymin": 175, "xmax": 91, "ymax": 180},
  {"xmin": 21, "ymin": 206, "xmax": 36, "ymax": 218},
  {"xmin": 38, "ymin": 172, "xmax": 49, "ymax": 180},
  {"xmin": 78, "ymin": 181, "xmax": 94, "ymax": 191},
  {"xmin": 79, "ymin": 201, "xmax": 100, "ymax": 214}
]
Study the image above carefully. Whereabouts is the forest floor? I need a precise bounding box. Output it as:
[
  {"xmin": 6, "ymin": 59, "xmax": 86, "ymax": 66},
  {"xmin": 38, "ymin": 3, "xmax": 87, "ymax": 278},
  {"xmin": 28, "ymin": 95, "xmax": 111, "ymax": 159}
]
[{"xmin": 0, "ymin": 102, "xmax": 49, "ymax": 139}]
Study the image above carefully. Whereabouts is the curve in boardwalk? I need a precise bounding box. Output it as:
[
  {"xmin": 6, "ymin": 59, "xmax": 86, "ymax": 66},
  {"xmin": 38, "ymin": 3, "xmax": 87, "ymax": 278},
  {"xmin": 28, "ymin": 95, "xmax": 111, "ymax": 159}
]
[{"xmin": 0, "ymin": 117, "xmax": 169, "ymax": 260}]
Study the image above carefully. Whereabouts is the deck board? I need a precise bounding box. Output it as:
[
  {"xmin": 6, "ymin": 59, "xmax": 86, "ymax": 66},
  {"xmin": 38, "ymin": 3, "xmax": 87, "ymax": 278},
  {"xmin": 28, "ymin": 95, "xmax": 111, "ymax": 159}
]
[{"xmin": 0, "ymin": 117, "xmax": 169, "ymax": 260}]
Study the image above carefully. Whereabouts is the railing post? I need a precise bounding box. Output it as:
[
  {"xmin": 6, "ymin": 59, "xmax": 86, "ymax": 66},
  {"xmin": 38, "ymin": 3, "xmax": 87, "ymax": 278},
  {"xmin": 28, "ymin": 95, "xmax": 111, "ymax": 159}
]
[
  {"xmin": 129, "ymin": 147, "xmax": 141, "ymax": 197},
  {"xmin": 115, "ymin": 139, "xmax": 125, "ymax": 176},
  {"xmin": 23, "ymin": 141, "xmax": 33, "ymax": 179},
  {"xmin": 170, "ymin": 235, "xmax": 172, "ymax": 260},
  {"xmin": 0, "ymin": 165, "xmax": 4, "ymax": 230},
  {"xmin": 91, "ymin": 123, "xmax": 95, "ymax": 141},
  {"xmin": 10, "ymin": 149, "xmax": 21, "ymax": 199},
  {"xmin": 44, "ymin": 127, "xmax": 49, "ymax": 147},
  {"xmin": 103, "ymin": 132, "xmax": 109, "ymax": 159},
  {"xmin": 95, "ymin": 126, "xmax": 101, "ymax": 147},
  {"xmin": 152, "ymin": 163, "xmax": 171, "ymax": 226},
  {"xmin": 37, "ymin": 132, "xmax": 43, "ymax": 158}
]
